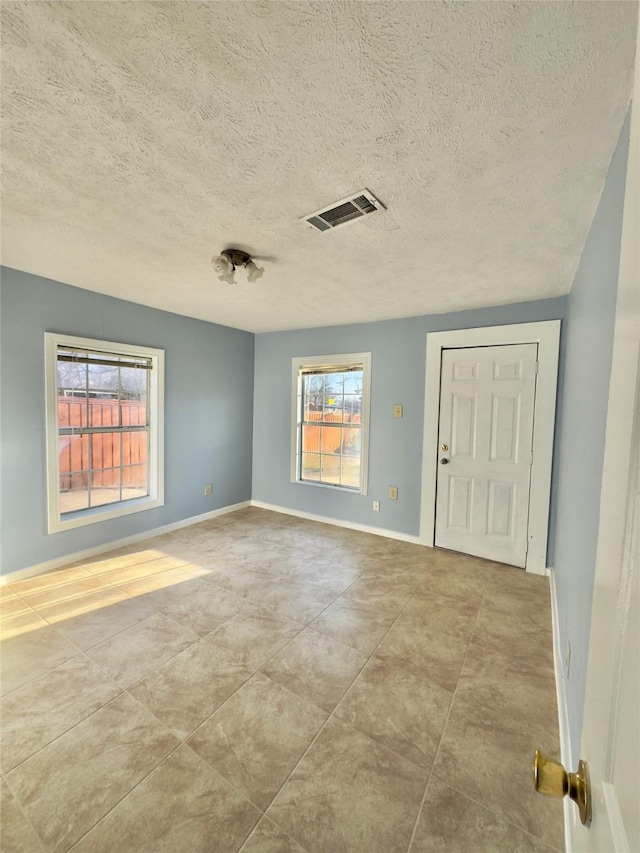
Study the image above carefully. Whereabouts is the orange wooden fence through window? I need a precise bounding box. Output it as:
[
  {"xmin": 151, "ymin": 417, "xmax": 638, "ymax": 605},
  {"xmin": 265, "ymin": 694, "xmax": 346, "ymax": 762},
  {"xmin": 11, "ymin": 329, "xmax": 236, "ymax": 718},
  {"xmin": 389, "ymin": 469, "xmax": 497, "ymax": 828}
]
[
  {"xmin": 57, "ymin": 397, "xmax": 148, "ymax": 490},
  {"xmin": 302, "ymin": 411, "xmax": 361, "ymax": 453}
]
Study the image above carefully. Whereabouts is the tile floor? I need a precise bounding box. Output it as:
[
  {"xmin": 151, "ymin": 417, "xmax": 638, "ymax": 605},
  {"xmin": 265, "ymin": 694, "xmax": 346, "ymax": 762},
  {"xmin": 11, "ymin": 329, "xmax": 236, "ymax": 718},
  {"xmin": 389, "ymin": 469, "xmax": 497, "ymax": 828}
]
[{"xmin": 0, "ymin": 508, "xmax": 564, "ymax": 852}]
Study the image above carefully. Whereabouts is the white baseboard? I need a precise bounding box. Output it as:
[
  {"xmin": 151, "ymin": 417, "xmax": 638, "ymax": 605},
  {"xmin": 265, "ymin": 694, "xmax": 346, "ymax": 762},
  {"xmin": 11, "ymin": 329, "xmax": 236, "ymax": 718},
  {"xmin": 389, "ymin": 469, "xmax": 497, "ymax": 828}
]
[
  {"xmin": 548, "ymin": 566, "xmax": 574, "ymax": 853},
  {"xmin": 251, "ymin": 500, "xmax": 422, "ymax": 545},
  {"xmin": 0, "ymin": 501, "xmax": 251, "ymax": 586}
]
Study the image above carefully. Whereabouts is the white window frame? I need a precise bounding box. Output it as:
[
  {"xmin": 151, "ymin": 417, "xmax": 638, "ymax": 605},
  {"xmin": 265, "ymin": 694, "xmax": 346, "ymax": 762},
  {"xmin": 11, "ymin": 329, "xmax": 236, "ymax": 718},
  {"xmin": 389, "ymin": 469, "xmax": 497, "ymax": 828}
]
[
  {"xmin": 45, "ymin": 333, "xmax": 165, "ymax": 533},
  {"xmin": 291, "ymin": 352, "xmax": 371, "ymax": 495}
]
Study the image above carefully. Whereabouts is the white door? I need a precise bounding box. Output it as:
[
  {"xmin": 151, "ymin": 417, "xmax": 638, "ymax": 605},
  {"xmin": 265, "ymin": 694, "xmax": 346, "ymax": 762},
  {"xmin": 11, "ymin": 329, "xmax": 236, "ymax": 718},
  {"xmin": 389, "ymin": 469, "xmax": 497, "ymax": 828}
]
[
  {"xmin": 572, "ymin": 27, "xmax": 638, "ymax": 850},
  {"xmin": 574, "ymin": 390, "xmax": 638, "ymax": 851},
  {"xmin": 435, "ymin": 343, "xmax": 538, "ymax": 567}
]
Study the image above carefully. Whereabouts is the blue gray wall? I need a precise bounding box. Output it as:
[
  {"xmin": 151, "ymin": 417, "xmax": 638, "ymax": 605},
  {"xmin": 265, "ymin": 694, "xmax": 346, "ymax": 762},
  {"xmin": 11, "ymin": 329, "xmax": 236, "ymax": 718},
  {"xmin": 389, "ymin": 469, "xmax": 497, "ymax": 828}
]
[
  {"xmin": 552, "ymin": 112, "xmax": 631, "ymax": 764},
  {"xmin": 253, "ymin": 298, "xmax": 565, "ymax": 536},
  {"xmin": 0, "ymin": 268, "xmax": 255, "ymax": 575}
]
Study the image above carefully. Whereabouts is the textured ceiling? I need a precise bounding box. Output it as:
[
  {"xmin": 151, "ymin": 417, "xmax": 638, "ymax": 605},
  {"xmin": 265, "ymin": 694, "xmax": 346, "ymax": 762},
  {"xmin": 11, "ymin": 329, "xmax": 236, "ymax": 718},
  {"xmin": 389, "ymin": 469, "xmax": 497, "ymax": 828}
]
[{"xmin": 1, "ymin": 1, "xmax": 636, "ymax": 333}]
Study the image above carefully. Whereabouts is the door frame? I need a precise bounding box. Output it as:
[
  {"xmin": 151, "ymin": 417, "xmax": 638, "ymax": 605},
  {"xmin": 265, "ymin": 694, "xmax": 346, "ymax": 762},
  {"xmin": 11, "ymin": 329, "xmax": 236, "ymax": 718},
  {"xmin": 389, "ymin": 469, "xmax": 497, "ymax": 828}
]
[{"xmin": 419, "ymin": 320, "xmax": 561, "ymax": 575}]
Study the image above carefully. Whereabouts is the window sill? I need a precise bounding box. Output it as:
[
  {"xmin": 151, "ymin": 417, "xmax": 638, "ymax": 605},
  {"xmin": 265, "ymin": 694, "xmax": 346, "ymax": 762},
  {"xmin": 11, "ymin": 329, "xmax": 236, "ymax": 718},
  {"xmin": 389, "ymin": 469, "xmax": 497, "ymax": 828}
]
[
  {"xmin": 48, "ymin": 495, "xmax": 164, "ymax": 534},
  {"xmin": 293, "ymin": 479, "xmax": 364, "ymax": 496}
]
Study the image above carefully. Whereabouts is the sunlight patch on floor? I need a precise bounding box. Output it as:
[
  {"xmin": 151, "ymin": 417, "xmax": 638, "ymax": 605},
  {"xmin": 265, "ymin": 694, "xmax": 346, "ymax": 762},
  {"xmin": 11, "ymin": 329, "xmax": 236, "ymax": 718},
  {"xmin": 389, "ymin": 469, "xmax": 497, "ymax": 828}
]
[{"xmin": 0, "ymin": 549, "xmax": 212, "ymax": 641}]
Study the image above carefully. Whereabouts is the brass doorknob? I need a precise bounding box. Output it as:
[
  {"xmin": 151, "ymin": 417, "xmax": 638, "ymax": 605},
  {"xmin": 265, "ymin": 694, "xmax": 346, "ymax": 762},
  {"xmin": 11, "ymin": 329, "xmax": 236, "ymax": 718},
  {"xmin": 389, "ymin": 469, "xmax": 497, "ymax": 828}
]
[
  {"xmin": 533, "ymin": 750, "xmax": 591, "ymax": 826},
  {"xmin": 440, "ymin": 458, "xmax": 449, "ymax": 465}
]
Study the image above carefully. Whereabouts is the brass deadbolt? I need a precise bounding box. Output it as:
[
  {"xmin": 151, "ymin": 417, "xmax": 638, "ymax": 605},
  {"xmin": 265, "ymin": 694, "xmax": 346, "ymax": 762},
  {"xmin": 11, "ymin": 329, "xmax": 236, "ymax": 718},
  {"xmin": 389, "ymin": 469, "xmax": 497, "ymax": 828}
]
[
  {"xmin": 533, "ymin": 750, "xmax": 592, "ymax": 827},
  {"xmin": 441, "ymin": 444, "xmax": 448, "ymax": 451}
]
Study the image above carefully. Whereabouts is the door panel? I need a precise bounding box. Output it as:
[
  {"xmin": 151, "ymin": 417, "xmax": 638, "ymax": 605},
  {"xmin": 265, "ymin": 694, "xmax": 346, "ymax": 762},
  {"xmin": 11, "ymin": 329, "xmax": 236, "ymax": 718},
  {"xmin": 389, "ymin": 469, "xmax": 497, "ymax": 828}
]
[
  {"xmin": 490, "ymin": 393, "xmax": 521, "ymax": 462},
  {"xmin": 446, "ymin": 476, "xmax": 473, "ymax": 531},
  {"xmin": 486, "ymin": 479, "xmax": 515, "ymax": 537},
  {"xmin": 435, "ymin": 343, "xmax": 538, "ymax": 567},
  {"xmin": 451, "ymin": 394, "xmax": 477, "ymax": 459}
]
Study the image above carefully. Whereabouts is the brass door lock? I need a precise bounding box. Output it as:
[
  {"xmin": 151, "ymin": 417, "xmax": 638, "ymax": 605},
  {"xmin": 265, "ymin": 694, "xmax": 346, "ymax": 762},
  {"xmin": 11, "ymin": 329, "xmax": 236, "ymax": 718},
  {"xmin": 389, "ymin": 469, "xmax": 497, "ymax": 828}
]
[{"xmin": 533, "ymin": 750, "xmax": 592, "ymax": 826}]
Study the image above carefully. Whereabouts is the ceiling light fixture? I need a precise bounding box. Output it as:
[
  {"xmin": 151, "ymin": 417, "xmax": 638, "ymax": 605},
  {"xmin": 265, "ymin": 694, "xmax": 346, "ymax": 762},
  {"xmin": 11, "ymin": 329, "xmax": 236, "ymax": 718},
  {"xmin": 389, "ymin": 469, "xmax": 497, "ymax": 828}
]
[{"xmin": 211, "ymin": 249, "xmax": 264, "ymax": 285}]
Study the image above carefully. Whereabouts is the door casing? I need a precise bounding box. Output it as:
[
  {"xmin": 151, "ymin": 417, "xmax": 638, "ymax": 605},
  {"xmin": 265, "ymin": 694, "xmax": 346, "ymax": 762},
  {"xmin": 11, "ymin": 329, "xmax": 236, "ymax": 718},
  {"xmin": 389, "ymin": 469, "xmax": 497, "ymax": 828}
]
[{"xmin": 420, "ymin": 320, "xmax": 561, "ymax": 575}]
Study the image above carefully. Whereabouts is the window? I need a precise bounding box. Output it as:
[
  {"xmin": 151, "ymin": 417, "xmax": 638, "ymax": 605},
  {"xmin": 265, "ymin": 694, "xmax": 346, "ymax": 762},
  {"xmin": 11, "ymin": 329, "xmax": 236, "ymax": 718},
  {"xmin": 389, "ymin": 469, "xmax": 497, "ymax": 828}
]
[
  {"xmin": 291, "ymin": 353, "xmax": 371, "ymax": 494},
  {"xmin": 45, "ymin": 333, "xmax": 164, "ymax": 533}
]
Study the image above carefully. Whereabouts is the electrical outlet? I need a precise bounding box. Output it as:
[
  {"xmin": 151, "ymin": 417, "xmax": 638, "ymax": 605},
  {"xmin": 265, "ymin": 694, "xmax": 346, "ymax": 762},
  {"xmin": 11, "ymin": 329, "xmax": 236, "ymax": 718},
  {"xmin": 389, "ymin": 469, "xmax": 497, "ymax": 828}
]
[
  {"xmin": 393, "ymin": 404, "xmax": 403, "ymax": 419},
  {"xmin": 372, "ymin": 500, "xmax": 380, "ymax": 512},
  {"xmin": 565, "ymin": 642, "xmax": 571, "ymax": 679},
  {"xmin": 388, "ymin": 486, "xmax": 398, "ymax": 500},
  {"xmin": 204, "ymin": 483, "xmax": 212, "ymax": 496}
]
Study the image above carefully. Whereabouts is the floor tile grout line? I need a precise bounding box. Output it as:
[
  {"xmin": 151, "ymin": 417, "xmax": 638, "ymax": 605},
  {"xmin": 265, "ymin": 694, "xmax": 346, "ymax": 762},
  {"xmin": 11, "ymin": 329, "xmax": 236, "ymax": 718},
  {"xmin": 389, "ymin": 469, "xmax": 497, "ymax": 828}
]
[
  {"xmin": 0, "ymin": 595, "xmax": 46, "ymax": 635},
  {"xmin": 55, "ymin": 571, "xmax": 263, "ymax": 654},
  {"xmin": 169, "ymin": 569, "xmax": 422, "ymax": 839},
  {"xmin": 7, "ymin": 558, "xmax": 161, "ymax": 603},
  {"xmin": 121, "ymin": 637, "xmax": 258, "ymax": 748},
  {"xmin": 177, "ymin": 622, "xmax": 311, "ymax": 748},
  {"xmin": 157, "ymin": 576, "xmax": 435, "ymax": 770},
  {"xmin": 429, "ymin": 584, "xmax": 489, "ymax": 749},
  {"xmin": 66, "ymin": 738, "xmax": 189, "ymax": 852},
  {"xmin": 405, "ymin": 584, "xmax": 489, "ymax": 853},
  {"xmin": 301, "ymin": 588, "xmax": 414, "ymax": 653},
  {"xmin": 140, "ymin": 552, "xmax": 552, "ymax": 847},
  {"xmin": 1, "ymin": 773, "xmax": 48, "ymax": 852},
  {"xmin": 258, "ymin": 662, "xmax": 438, "ymax": 776},
  {"xmin": 1, "ymin": 588, "xmax": 44, "ymax": 608},
  {"xmin": 0, "ymin": 618, "xmax": 93, "ymax": 699},
  {"xmin": 5, "ymin": 559, "xmax": 168, "ymax": 630},
  {"xmin": 2, "ymin": 548, "xmax": 422, "ymax": 708},
  {"xmin": 14, "ymin": 527, "xmax": 251, "ymax": 786},
  {"xmin": 140, "ymin": 592, "xmax": 374, "ymax": 748},
  {"xmin": 180, "ymin": 557, "xmax": 386, "ymax": 672},
  {"xmin": 90, "ymin": 560, "xmax": 214, "ymax": 597},
  {"xmin": 81, "ymin": 623, "xmax": 205, "ymax": 695},
  {"xmin": 4, "ymin": 534, "xmax": 408, "ymax": 632},
  {"xmin": 2, "ymin": 689, "xmax": 174, "ymax": 852},
  {"xmin": 68, "ymin": 604, "xmax": 194, "ymax": 655},
  {"xmin": 416, "ymin": 578, "xmax": 563, "ymax": 852},
  {"xmin": 2, "ymin": 669, "xmax": 127, "ymax": 776},
  {"xmin": 249, "ymin": 585, "xmax": 427, "ymax": 847},
  {"xmin": 12, "ymin": 552, "xmax": 223, "ymax": 624},
  {"xmin": 235, "ymin": 814, "xmax": 312, "ymax": 853},
  {"xmin": 194, "ymin": 573, "xmax": 346, "ymax": 627},
  {"xmin": 316, "ymin": 583, "xmax": 425, "ymax": 717},
  {"xmin": 427, "ymin": 771, "xmax": 563, "ymax": 853},
  {"xmin": 160, "ymin": 602, "xmax": 318, "ymax": 744},
  {"xmin": 237, "ymin": 551, "xmax": 369, "ymax": 596},
  {"xmin": 7, "ymin": 565, "xmax": 210, "ymax": 681},
  {"xmin": 80, "ymin": 687, "xmax": 285, "ymax": 849},
  {"xmin": 5, "ymin": 586, "xmax": 425, "ymax": 782},
  {"xmin": 92, "ymin": 579, "xmax": 319, "ymax": 717}
]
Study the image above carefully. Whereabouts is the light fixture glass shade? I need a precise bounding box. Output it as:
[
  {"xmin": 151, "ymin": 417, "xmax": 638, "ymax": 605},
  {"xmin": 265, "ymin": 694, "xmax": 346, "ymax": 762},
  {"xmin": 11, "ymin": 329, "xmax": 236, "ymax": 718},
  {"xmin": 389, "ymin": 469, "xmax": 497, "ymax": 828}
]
[
  {"xmin": 245, "ymin": 260, "xmax": 264, "ymax": 283},
  {"xmin": 212, "ymin": 250, "xmax": 263, "ymax": 285},
  {"xmin": 212, "ymin": 253, "xmax": 233, "ymax": 276}
]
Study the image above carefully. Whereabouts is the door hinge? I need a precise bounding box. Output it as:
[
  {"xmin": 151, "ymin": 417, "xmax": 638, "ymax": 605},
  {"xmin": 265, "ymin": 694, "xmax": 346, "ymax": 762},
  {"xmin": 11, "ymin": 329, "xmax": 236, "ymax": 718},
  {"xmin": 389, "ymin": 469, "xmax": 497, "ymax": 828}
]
[{"xmin": 535, "ymin": 361, "xmax": 539, "ymax": 375}]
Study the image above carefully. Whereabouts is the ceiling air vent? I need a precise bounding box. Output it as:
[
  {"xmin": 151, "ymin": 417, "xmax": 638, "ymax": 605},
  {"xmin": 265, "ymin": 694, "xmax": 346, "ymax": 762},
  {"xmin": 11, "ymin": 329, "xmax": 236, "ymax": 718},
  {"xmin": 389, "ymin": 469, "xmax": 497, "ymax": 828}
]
[{"xmin": 301, "ymin": 189, "xmax": 385, "ymax": 233}]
